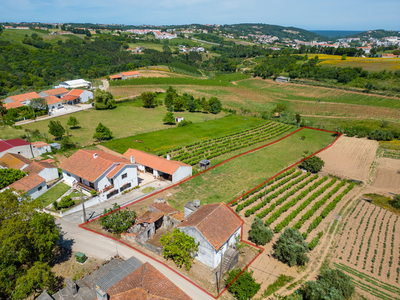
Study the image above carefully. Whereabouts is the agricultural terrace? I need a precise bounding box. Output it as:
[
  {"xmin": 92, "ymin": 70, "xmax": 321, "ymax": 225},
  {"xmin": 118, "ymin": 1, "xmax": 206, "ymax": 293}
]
[
  {"xmin": 333, "ymin": 199, "xmax": 400, "ymax": 299},
  {"xmin": 308, "ymin": 54, "xmax": 400, "ymax": 72},
  {"xmin": 109, "ymin": 75, "xmax": 400, "ymax": 132}
]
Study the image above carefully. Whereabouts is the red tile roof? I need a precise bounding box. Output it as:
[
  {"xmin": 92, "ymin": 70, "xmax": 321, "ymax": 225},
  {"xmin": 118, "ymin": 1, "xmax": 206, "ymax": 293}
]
[
  {"xmin": 110, "ymin": 74, "xmax": 123, "ymax": 79},
  {"xmin": 0, "ymin": 153, "xmax": 31, "ymax": 169},
  {"xmin": 9, "ymin": 174, "xmax": 45, "ymax": 193},
  {"xmin": 3, "ymin": 101, "xmax": 24, "ymax": 109},
  {"xmin": 8, "ymin": 92, "xmax": 41, "ymax": 103},
  {"xmin": 59, "ymin": 150, "xmax": 131, "ymax": 182},
  {"xmin": 148, "ymin": 202, "xmax": 179, "ymax": 215},
  {"xmin": 123, "ymin": 149, "xmax": 190, "ymax": 175},
  {"xmin": 67, "ymin": 89, "xmax": 85, "ymax": 96},
  {"xmin": 31, "ymin": 141, "xmax": 50, "ymax": 147},
  {"xmin": 42, "ymin": 87, "xmax": 69, "ymax": 96},
  {"xmin": 0, "ymin": 139, "xmax": 30, "ymax": 152},
  {"xmin": 178, "ymin": 203, "xmax": 242, "ymax": 250},
  {"xmin": 136, "ymin": 211, "xmax": 164, "ymax": 225},
  {"xmin": 24, "ymin": 161, "xmax": 56, "ymax": 175},
  {"xmin": 62, "ymin": 95, "xmax": 79, "ymax": 101},
  {"xmin": 121, "ymin": 71, "xmax": 140, "ymax": 76},
  {"xmin": 45, "ymin": 95, "xmax": 62, "ymax": 105},
  {"xmin": 107, "ymin": 262, "xmax": 191, "ymax": 300},
  {"xmin": 106, "ymin": 163, "xmax": 125, "ymax": 179}
]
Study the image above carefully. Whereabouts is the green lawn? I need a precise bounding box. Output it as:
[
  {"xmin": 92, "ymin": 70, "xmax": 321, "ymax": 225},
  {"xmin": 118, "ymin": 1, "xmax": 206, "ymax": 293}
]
[
  {"xmin": 167, "ymin": 128, "xmax": 336, "ymax": 210},
  {"xmin": 19, "ymin": 102, "xmax": 226, "ymax": 146},
  {"xmin": 102, "ymin": 114, "xmax": 266, "ymax": 154},
  {"xmin": 38, "ymin": 182, "xmax": 71, "ymax": 207}
]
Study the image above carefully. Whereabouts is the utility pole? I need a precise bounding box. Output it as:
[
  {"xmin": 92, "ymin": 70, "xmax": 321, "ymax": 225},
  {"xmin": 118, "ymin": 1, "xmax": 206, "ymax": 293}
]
[
  {"xmin": 264, "ymin": 178, "xmax": 268, "ymax": 199},
  {"xmin": 26, "ymin": 131, "xmax": 35, "ymax": 158},
  {"xmin": 79, "ymin": 186, "xmax": 87, "ymax": 223}
]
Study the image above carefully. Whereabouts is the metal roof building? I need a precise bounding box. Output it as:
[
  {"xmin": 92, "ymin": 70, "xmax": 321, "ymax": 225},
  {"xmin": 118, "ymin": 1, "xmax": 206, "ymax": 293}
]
[{"xmin": 58, "ymin": 79, "xmax": 92, "ymax": 89}]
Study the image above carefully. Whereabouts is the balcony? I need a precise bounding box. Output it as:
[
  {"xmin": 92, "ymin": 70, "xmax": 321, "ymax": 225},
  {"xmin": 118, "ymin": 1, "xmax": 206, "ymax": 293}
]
[
  {"xmin": 76, "ymin": 182, "xmax": 96, "ymax": 192},
  {"xmin": 103, "ymin": 185, "xmax": 114, "ymax": 193}
]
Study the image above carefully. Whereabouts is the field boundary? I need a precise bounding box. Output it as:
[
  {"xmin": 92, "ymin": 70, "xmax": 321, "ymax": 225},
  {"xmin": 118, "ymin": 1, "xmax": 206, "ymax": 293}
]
[{"xmin": 79, "ymin": 126, "xmax": 341, "ymax": 299}]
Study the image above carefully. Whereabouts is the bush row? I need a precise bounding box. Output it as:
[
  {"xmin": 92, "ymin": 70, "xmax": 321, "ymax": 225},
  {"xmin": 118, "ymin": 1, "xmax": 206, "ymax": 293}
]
[
  {"xmin": 266, "ymin": 176, "xmax": 328, "ymax": 230},
  {"xmin": 273, "ymin": 177, "xmax": 337, "ymax": 233},
  {"xmin": 307, "ymin": 183, "xmax": 355, "ymax": 233},
  {"xmin": 244, "ymin": 172, "xmax": 310, "ymax": 217},
  {"xmin": 309, "ymin": 232, "xmax": 324, "ymax": 250},
  {"xmin": 234, "ymin": 169, "xmax": 298, "ymax": 211},
  {"xmin": 293, "ymin": 180, "xmax": 346, "ymax": 230},
  {"xmin": 256, "ymin": 173, "xmax": 317, "ymax": 219}
]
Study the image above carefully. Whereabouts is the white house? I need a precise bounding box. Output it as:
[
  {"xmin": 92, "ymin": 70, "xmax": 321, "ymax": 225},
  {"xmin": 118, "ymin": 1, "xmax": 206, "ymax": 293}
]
[
  {"xmin": 178, "ymin": 203, "xmax": 242, "ymax": 269},
  {"xmin": 23, "ymin": 161, "xmax": 58, "ymax": 182},
  {"xmin": 0, "ymin": 153, "xmax": 32, "ymax": 170},
  {"xmin": 175, "ymin": 116, "xmax": 184, "ymax": 123},
  {"xmin": 123, "ymin": 149, "xmax": 192, "ymax": 183},
  {"xmin": 45, "ymin": 95, "xmax": 63, "ymax": 112},
  {"xmin": 63, "ymin": 89, "xmax": 94, "ymax": 104},
  {"xmin": 8, "ymin": 173, "xmax": 47, "ymax": 199},
  {"xmin": 39, "ymin": 87, "xmax": 69, "ymax": 98},
  {"xmin": 2, "ymin": 92, "xmax": 41, "ymax": 109},
  {"xmin": 31, "ymin": 141, "xmax": 52, "ymax": 155},
  {"xmin": 109, "ymin": 71, "xmax": 141, "ymax": 81},
  {"xmin": 58, "ymin": 79, "xmax": 92, "ymax": 89},
  {"xmin": 59, "ymin": 150, "xmax": 138, "ymax": 199},
  {"xmin": 0, "ymin": 138, "xmax": 38, "ymax": 159}
]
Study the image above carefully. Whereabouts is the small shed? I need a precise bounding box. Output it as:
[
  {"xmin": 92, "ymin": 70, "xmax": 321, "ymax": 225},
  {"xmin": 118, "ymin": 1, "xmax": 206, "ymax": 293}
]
[
  {"xmin": 50, "ymin": 143, "xmax": 61, "ymax": 150},
  {"xmin": 199, "ymin": 159, "xmax": 211, "ymax": 170},
  {"xmin": 275, "ymin": 76, "xmax": 290, "ymax": 83},
  {"xmin": 175, "ymin": 116, "xmax": 184, "ymax": 123}
]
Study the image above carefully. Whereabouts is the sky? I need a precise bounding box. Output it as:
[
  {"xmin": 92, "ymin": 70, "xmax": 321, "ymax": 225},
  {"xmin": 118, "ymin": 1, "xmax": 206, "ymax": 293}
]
[{"xmin": 1, "ymin": 0, "xmax": 399, "ymax": 31}]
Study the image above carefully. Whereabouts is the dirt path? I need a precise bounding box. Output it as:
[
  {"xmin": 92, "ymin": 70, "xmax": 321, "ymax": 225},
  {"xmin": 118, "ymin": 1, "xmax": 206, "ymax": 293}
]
[{"xmin": 96, "ymin": 145, "xmax": 124, "ymax": 157}]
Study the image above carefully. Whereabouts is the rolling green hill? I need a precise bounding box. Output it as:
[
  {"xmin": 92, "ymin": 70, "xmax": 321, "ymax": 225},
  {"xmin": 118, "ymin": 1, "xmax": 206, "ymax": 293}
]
[{"xmin": 347, "ymin": 29, "xmax": 400, "ymax": 39}]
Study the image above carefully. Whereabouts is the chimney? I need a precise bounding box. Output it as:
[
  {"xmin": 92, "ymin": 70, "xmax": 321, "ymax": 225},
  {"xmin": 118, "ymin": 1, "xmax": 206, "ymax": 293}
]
[
  {"xmin": 96, "ymin": 286, "xmax": 108, "ymax": 300},
  {"xmin": 93, "ymin": 153, "xmax": 98, "ymax": 159},
  {"xmin": 166, "ymin": 154, "xmax": 170, "ymax": 161},
  {"xmin": 130, "ymin": 156, "xmax": 135, "ymax": 164}
]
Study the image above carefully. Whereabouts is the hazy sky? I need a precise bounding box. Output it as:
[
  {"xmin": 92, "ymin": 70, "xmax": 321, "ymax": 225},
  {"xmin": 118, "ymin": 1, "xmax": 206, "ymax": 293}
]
[{"xmin": 1, "ymin": 0, "xmax": 399, "ymax": 30}]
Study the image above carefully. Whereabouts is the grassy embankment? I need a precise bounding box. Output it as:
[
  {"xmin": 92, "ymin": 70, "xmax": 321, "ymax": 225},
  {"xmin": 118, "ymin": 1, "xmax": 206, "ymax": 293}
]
[{"xmin": 167, "ymin": 128, "xmax": 336, "ymax": 210}]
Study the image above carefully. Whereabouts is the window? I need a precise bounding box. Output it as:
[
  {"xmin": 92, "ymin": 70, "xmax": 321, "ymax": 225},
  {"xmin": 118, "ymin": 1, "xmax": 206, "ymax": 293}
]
[
  {"xmin": 89, "ymin": 182, "xmax": 95, "ymax": 188},
  {"xmin": 38, "ymin": 186, "xmax": 42, "ymax": 191},
  {"xmin": 122, "ymin": 173, "xmax": 127, "ymax": 179}
]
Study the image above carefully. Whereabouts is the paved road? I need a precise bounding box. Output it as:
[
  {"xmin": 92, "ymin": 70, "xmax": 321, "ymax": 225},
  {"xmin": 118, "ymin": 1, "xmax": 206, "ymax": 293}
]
[{"xmin": 57, "ymin": 218, "xmax": 214, "ymax": 300}]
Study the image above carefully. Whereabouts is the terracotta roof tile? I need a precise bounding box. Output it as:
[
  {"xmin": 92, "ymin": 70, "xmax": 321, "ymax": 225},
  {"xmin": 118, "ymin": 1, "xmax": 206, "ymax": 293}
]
[
  {"xmin": 123, "ymin": 149, "xmax": 190, "ymax": 175},
  {"xmin": 31, "ymin": 141, "xmax": 50, "ymax": 147},
  {"xmin": 62, "ymin": 95, "xmax": 79, "ymax": 101},
  {"xmin": 45, "ymin": 95, "xmax": 62, "ymax": 105},
  {"xmin": 148, "ymin": 202, "xmax": 179, "ymax": 215},
  {"xmin": 107, "ymin": 262, "xmax": 191, "ymax": 300},
  {"xmin": 178, "ymin": 203, "xmax": 242, "ymax": 250},
  {"xmin": 3, "ymin": 101, "xmax": 24, "ymax": 109},
  {"xmin": 41, "ymin": 87, "xmax": 69, "ymax": 96},
  {"xmin": 67, "ymin": 89, "xmax": 85, "ymax": 96},
  {"xmin": 106, "ymin": 164, "xmax": 125, "ymax": 179},
  {"xmin": 0, "ymin": 153, "xmax": 31, "ymax": 169},
  {"xmin": 59, "ymin": 150, "xmax": 130, "ymax": 182},
  {"xmin": 9, "ymin": 174, "xmax": 45, "ymax": 193},
  {"xmin": 8, "ymin": 92, "xmax": 41, "ymax": 103},
  {"xmin": 136, "ymin": 211, "xmax": 164, "ymax": 225},
  {"xmin": 110, "ymin": 74, "xmax": 123, "ymax": 79},
  {"xmin": 121, "ymin": 71, "xmax": 140, "ymax": 76},
  {"xmin": 24, "ymin": 161, "xmax": 56, "ymax": 175}
]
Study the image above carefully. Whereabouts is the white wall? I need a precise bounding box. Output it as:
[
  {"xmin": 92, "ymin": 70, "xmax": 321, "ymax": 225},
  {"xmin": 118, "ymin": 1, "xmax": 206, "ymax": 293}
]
[
  {"xmin": 28, "ymin": 181, "xmax": 48, "ymax": 199},
  {"xmin": 79, "ymin": 90, "xmax": 94, "ymax": 103},
  {"xmin": 38, "ymin": 168, "xmax": 58, "ymax": 182},
  {"xmin": 48, "ymin": 101, "xmax": 63, "ymax": 111},
  {"xmin": 35, "ymin": 145, "xmax": 51, "ymax": 155},
  {"xmin": 172, "ymin": 166, "xmax": 192, "ymax": 183},
  {"xmin": 0, "ymin": 146, "xmax": 40, "ymax": 159}
]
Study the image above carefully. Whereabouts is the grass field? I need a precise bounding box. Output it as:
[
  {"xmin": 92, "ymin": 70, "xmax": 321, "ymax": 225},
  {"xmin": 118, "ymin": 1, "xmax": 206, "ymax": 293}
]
[
  {"xmin": 308, "ymin": 54, "xmax": 400, "ymax": 72},
  {"xmin": 17, "ymin": 102, "xmax": 226, "ymax": 146},
  {"xmin": 38, "ymin": 182, "xmax": 71, "ymax": 207},
  {"xmin": 167, "ymin": 128, "xmax": 336, "ymax": 210},
  {"xmin": 102, "ymin": 114, "xmax": 267, "ymax": 154}
]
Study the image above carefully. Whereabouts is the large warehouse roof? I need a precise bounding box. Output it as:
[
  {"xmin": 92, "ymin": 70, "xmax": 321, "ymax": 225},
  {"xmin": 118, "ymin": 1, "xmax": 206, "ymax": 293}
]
[{"xmin": 59, "ymin": 79, "xmax": 91, "ymax": 88}]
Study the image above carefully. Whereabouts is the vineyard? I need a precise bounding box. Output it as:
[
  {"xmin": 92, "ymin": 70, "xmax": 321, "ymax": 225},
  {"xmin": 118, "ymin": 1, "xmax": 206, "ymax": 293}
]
[
  {"xmin": 232, "ymin": 167, "xmax": 355, "ymax": 246},
  {"xmin": 334, "ymin": 199, "xmax": 400, "ymax": 293},
  {"xmin": 158, "ymin": 121, "xmax": 293, "ymax": 166}
]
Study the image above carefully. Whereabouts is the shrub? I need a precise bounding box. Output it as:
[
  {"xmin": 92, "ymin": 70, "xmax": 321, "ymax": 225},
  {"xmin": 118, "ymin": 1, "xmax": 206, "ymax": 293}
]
[
  {"xmin": 390, "ymin": 194, "xmax": 400, "ymax": 209},
  {"xmin": 100, "ymin": 203, "xmax": 136, "ymax": 234},
  {"xmin": 299, "ymin": 156, "xmax": 325, "ymax": 173},
  {"xmin": 177, "ymin": 120, "xmax": 193, "ymax": 127},
  {"xmin": 274, "ymin": 227, "xmax": 309, "ymax": 267},
  {"xmin": 226, "ymin": 268, "xmax": 261, "ymax": 300},
  {"xmin": 90, "ymin": 190, "xmax": 97, "ymax": 196},
  {"xmin": 248, "ymin": 217, "xmax": 274, "ymax": 245},
  {"xmin": 57, "ymin": 195, "xmax": 74, "ymax": 209}
]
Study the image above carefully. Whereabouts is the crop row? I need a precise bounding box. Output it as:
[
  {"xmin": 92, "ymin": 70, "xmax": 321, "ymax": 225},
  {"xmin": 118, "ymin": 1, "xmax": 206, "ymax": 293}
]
[
  {"xmin": 256, "ymin": 174, "xmax": 318, "ymax": 219},
  {"xmin": 244, "ymin": 172, "xmax": 311, "ymax": 217},
  {"xmin": 234, "ymin": 169, "xmax": 299, "ymax": 212},
  {"xmin": 349, "ymin": 205, "xmax": 373, "ymax": 264},
  {"xmin": 293, "ymin": 180, "xmax": 346, "ymax": 230},
  {"xmin": 354, "ymin": 206, "xmax": 377, "ymax": 266},
  {"xmin": 273, "ymin": 177, "xmax": 337, "ymax": 233},
  {"xmin": 306, "ymin": 183, "xmax": 355, "ymax": 234},
  {"xmin": 265, "ymin": 176, "xmax": 327, "ymax": 229},
  {"xmin": 363, "ymin": 209, "xmax": 386, "ymax": 270},
  {"xmin": 309, "ymin": 231, "xmax": 324, "ymax": 250}
]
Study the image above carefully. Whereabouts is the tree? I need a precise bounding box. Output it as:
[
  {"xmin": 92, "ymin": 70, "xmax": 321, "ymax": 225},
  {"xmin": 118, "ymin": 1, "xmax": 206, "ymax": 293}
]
[
  {"xmin": 248, "ymin": 217, "xmax": 273, "ymax": 246},
  {"xmin": 299, "ymin": 156, "xmax": 325, "ymax": 173},
  {"xmin": 202, "ymin": 100, "xmax": 210, "ymax": 112},
  {"xmin": 0, "ymin": 190, "xmax": 59, "ymax": 297},
  {"xmin": 365, "ymin": 82, "xmax": 374, "ymax": 92},
  {"xmin": 173, "ymin": 97, "xmax": 186, "ymax": 111},
  {"xmin": 0, "ymin": 168, "xmax": 26, "ymax": 189},
  {"xmin": 66, "ymin": 116, "xmax": 79, "ymax": 128},
  {"xmin": 28, "ymin": 98, "xmax": 47, "ymax": 111},
  {"xmin": 390, "ymin": 194, "xmax": 400, "ymax": 210},
  {"xmin": 60, "ymin": 136, "xmax": 76, "ymax": 150},
  {"xmin": 209, "ymin": 97, "xmax": 222, "ymax": 114},
  {"xmin": 274, "ymin": 227, "xmax": 309, "ymax": 267},
  {"xmin": 295, "ymin": 114, "xmax": 301, "ymax": 123},
  {"xmin": 186, "ymin": 99, "xmax": 197, "ymax": 112},
  {"xmin": 100, "ymin": 204, "xmax": 137, "ymax": 234},
  {"xmin": 93, "ymin": 123, "xmax": 113, "ymax": 141},
  {"xmin": 370, "ymin": 48, "xmax": 377, "ymax": 56},
  {"xmin": 141, "ymin": 91, "xmax": 155, "ymax": 108},
  {"xmin": 48, "ymin": 120, "xmax": 65, "ymax": 139},
  {"xmin": 163, "ymin": 112, "xmax": 175, "ymax": 124},
  {"xmin": 225, "ymin": 268, "xmax": 261, "ymax": 300},
  {"xmin": 160, "ymin": 229, "xmax": 199, "ymax": 270},
  {"xmin": 272, "ymin": 103, "xmax": 287, "ymax": 113},
  {"xmin": 94, "ymin": 89, "xmax": 116, "ymax": 110},
  {"xmin": 341, "ymin": 54, "xmax": 347, "ymax": 60}
]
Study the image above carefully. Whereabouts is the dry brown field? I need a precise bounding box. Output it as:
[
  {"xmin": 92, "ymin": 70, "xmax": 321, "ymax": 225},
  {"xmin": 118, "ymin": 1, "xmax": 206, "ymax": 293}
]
[
  {"xmin": 317, "ymin": 136, "xmax": 379, "ymax": 182},
  {"xmin": 369, "ymin": 157, "xmax": 400, "ymax": 195}
]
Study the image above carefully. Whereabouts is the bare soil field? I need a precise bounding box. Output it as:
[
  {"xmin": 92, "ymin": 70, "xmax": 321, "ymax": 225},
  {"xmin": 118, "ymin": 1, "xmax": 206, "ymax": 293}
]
[
  {"xmin": 368, "ymin": 157, "xmax": 400, "ymax": 195},
  {"xmin": 317, "ymin": 136, "xmax": 378, "ymax": 182}
]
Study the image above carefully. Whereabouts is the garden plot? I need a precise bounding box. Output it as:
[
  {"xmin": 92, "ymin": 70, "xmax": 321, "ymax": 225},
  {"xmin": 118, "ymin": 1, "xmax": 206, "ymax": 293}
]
[
  {"xmin": 369, "ymin": 158, "xmax": 400, "ymax": 195},
  {"xmin": 334, "ymin": 200, "xmax": 400, "ymax": 288},
  {"xmin": 317, "ymin": 136, "xmax": 378, "ymax": 182}
]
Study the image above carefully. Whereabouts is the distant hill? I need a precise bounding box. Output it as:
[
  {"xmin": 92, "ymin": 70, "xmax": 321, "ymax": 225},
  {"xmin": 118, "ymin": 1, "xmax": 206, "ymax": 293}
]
[
  {"xmin": 310, "ymin": 30, "xmax": 364, "ymax": 38},
  {"xmin": 220, "ymin": 23, "xmax": 325, "ymax": 41},
  {"xmin": 346, "ymin": 29, "xmax": 400, "ymax": 39}
]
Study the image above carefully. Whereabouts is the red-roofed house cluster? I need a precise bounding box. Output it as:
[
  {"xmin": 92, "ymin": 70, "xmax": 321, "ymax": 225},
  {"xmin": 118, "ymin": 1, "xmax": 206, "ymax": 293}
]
[
  {"xmin": 0, "ymin": 138, "xmax": 51, "ymax": 158},
  {"xmin": 109, "ymin": 71, "xmax": 140, "ymax": 81}
]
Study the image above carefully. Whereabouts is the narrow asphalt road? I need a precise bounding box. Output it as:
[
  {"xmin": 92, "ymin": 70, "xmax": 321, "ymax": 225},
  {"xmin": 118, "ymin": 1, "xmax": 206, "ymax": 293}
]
[{"xmin": 56, "ymin": 219, "xmax": 215, "ymax": 300}]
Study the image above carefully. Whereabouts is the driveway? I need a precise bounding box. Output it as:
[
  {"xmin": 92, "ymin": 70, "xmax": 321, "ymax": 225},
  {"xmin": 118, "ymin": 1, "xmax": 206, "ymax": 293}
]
[
  {"xmin": 56, "ymin": 218, "xmax": 214, "ymax": 300},
  {"xmin": 100, "ymin": 79, "xmax": 109, "ymax": 91}
]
